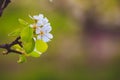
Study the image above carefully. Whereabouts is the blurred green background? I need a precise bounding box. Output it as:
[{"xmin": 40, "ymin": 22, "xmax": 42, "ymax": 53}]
[{"xmin": 0, "ymin": 0, "xmax": 120, "ymax": 80}]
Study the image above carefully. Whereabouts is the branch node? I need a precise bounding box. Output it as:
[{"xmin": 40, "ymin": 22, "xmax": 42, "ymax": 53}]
[{"xmin": 0, "ymin": 36, "xmax": 23, "ymax": 55}]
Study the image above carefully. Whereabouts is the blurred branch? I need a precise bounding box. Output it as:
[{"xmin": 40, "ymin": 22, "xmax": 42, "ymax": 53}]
[
  {"xmin": 0, "ymin": 36, "xmax": 23, "ymax": 55},
  {"xmin": 0, "ymin": 0, "xmax": 11, "ymax": 16},
  {"xmin": 0, "ymin": 0, "xmax": 23, "ymax": 55}
]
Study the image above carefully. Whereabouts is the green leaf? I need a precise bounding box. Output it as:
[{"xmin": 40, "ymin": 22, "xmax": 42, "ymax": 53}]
[
  {"xmin": 20, "ymin": 26, "xmax": 33, "ymax": 42},
  {"xmin": 18, "ymin": 18, "xmax": 28, "ymax": 25},
  {"xmin": 36, "ymin": 40, "xmax": 48, "ymax": 53},
  {"xmin": 11, "ymin": 44, "xmax": 23, "ymax": 51},
  {"xmin": 17, "ymin": 55, "xmax": 26, "ymax": 63},
  {"xmin": 8, "ymin": 29, "xmax": 21, "ymax": 36},
  {"xmin": 29, "ymin": 50, "xmax": 41, "ymax": 57},
  {"xmin": 23, "ymin": 38, "xmax": 35, "ymax": 54}
]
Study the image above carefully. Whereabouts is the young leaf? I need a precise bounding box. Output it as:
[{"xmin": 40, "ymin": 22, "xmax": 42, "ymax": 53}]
[
  {"xmin": 29, "ymin": 50, "xmax": 41, "ymax": 57},
  {"xmin": 23, "ymin": 38, "xmax": 35, "ymax": 54},
  {"xmin": 11, "ymin": 44, "xmax": 23, "ymax": 51},
  {"xmin": 17, "ymin": 55, "xmax": 26, "ymax": 63},
  {"xmin": 36, "ymin": 40, "xmax": 48, "ymax": 53},
  {"xmin": 8, "ymin": 29, "xmax": 21, "ymax": 36},
  {"xmin": 20, "ymin": 26, "xmax": 33, "ymax": 42},
  {"xmin": 18, "ymin": 18, "xmax": 28, "ymax": 25}
]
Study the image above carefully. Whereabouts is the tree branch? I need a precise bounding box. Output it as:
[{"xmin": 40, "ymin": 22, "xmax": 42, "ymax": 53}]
[
  {"xmin": 0, "ymin": 36, "xmax": 23, "ymax": 55},
  {"xmin": 0, "ymin": 0, "xmax": 11, "ymax": 16}
]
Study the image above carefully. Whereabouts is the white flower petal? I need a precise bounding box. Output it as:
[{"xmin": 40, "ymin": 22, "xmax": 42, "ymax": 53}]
[
  {"xmin": 29, "ymin": 14, "xmax": 53, "ymax": 42},
  {"xmin": 44, "ymin": 23, "xmax": 50, "ymax": 27},
  {"xmin": 42, "ymin": 36, "xmax": 50, "ymax": 42},
  {"xmin": 37, "ymin": 14, "xmax": 44, "ymax": 20},
  {"xmin": 46, "ymin": 26, "xmax": 52, "ymax": 32},
  {"xmin": 43, "ymin": 17, "xmax": 48, "ymax": 24},
  {"xmin": 36, "ymin": 27, "xmax": 41, "ymax": 34},
  {"xmin": 37, "ymin": 35, "xmax": 42, "ymax": 40},
  {"xmin": 33, "ymin": 15, "xmax": 40, "ymax": 20},
  {"xmin": 45, "ymin": 33, "xmax": 53, "ymax": 39},
  {"xmin": 38, "ymin": 14, "xmax": 44, "ymax": 19},
  {"xmin": 42, "ymin": 24, "xmax": 52, "ymax": 32},
  {"xmin": 36, "ymin": 22, "xmax": 42, "ymax": 27},
  {"xmin": 30, "ymin": 14, "xmax": 44, "ymax": 21},
  {"xmin": 37, "ymin": 21, "xmax": 43, "ymax": 26}
]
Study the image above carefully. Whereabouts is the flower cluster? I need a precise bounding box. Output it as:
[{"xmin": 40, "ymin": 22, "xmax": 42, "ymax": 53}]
[{"xmin": 29, "ymin": 14, "xmax": 53, "ymax": 42}]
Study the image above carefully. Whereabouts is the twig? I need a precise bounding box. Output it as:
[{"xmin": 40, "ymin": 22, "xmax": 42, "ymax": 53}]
[
  {"xmin": 0, "ymin": 36, "xmax": 23, "ymax": 55},
  {"xmin": 0, "ymin": 0, "xmax": 11, "ymax": 16}
]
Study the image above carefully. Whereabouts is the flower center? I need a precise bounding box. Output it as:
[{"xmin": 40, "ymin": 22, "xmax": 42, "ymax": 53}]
[
  {"xmin": 33, "ymin": 24, "xmax": 37, "ymax": 29},
  {"xmin": 40, "ymin": 31, "xmax": 44, "ymax": 35}
]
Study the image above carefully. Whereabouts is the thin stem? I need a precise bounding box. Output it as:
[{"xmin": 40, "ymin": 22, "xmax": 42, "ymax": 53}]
[{"xmin": 0, "ymin": 36, "xmax": 23, "ymax": 55}]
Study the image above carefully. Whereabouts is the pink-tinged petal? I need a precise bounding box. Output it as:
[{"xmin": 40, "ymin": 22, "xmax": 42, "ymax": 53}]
[
  {"xmin": 37, "ymin": 35, "xmax": 42, "ymax": 40},
  {"xmin": 46, "ymin": 33, "xmax": 53, "ymax": 39},
  {"xmin": 36, "ymin": 27, "xmax": 41, "ymax": 34},
  {"xmin": 42, "ymin": 36, "xmax": 50, "ymax": 42}
]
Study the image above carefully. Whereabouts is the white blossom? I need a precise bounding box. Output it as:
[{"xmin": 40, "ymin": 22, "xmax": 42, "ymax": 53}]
[
  {"xmin": 37, "ymin": 17, "xmax": 49, "ymax": 26},
  {"xmin": 29, "ymin": 14, "xmax": 53, "ymax": 42},
  {"xmin": 29, "ymin": 14, "xmax": 44, "ymax": 22},
  {"xmin": 36, "ymin": 25, "xmax": 53, "ymax": 42},
  {"xmin": 29, "ymin": 14, "xmax": 49, "ymax": 26}
]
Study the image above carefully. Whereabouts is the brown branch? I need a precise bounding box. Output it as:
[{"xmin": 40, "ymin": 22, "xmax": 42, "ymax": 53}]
[
  {"xmin": 0, "ymin": 0, "xmax": 11, "ymax": 16},
  {"xmin": 0, "ymin": 36, "xmax": 23, "ymax": 55}
]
